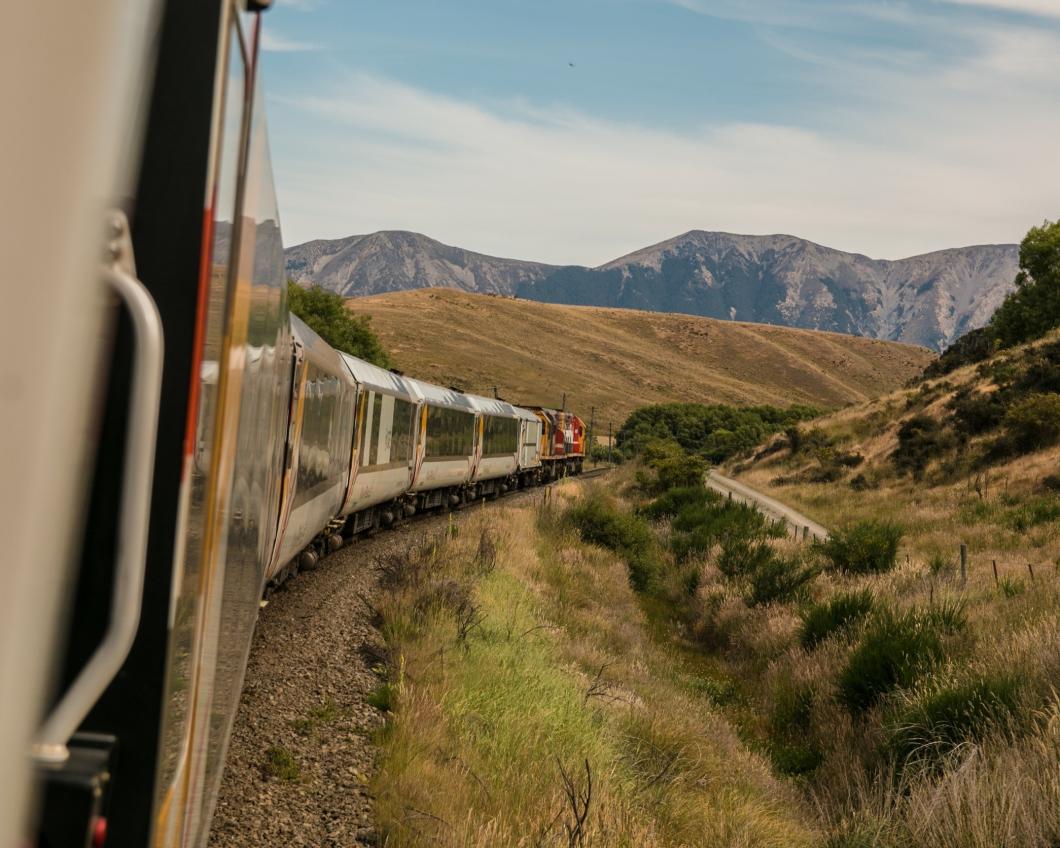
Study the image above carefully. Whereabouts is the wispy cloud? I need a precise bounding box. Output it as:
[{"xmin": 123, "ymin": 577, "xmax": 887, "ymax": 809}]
[
  {"xmin": 272, "ymin": 38, "xmax": 1060, "ymax": 265},
  {"xmin": 938, "ymin": 0, "xmax": 1060, "ymax": 18},
  {"xmin": 261, "ymin": 30, "xmax": 321, "ymax": 53}
]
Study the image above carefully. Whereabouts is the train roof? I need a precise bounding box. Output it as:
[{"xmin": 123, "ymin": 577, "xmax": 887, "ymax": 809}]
[
  {"xmin": 339, "ymin": 352, "xmax": 417, "ymax": 400},
  {"xmin": 291, "ymin": 315, "xmax": 356, "ymax": 383},
  {"xmin": 402, "ymin": 376, "xmax": 477, "ymax": 413},
  {"xmin": 464, "ymin": 394, "xmax": 520, "ymax": 418},
  {"xmin": 511, "ymin": 405, "xmax": 542, "ymax": 423}
]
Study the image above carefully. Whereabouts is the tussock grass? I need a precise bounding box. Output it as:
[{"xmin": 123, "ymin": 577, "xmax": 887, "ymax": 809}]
[
  {"xmin": 719, "ymin": 331, "xmax": 1060, "ymax": 847},
  {"xmin": 798, "ymin": 589, "xmax": 875, "ymax": 650}
]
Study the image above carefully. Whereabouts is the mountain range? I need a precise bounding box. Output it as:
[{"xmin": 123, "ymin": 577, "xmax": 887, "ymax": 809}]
[{"xmin": 284, "ymin": 230, "xmax": 1020, "ymax": 350}]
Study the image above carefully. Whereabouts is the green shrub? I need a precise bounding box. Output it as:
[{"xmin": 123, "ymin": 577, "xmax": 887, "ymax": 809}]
[
  {"xmin": 640, "ymin": 485, "xmax": 717, "ymax": 520},
  {"xmin": 815, "ymin": 521, "xmax": 903, "ymax": 575},
  {"xmin": 922, "ymin": 326, "xmax": 995, "ymax": 379},
  {"xmin": 716, "ymin": 538, "xmax": 775, "ymax": 579},
  {"xmin": 837, "ymin": 609, "xmax": 944, "ymax": 715},
  {"xmin": 999, "ymin": 393, "xmax": 1060, "ymax": 453},
  {"xmin": 616, "ymin": 401, "xmax": 819, "ymax": 463},
  {"xmin": 1001, "ymin": 495, "xmax": 1060, "ymax": 531},
  {"xmin": 948, "ymin": 388, "xmax": 1007, "ymax": 436},
  {"xmin": 566, "ymin": 494, "xmax": 659, "ymax": 591},
  {"xmin": 656, "ymin": 452, "xmax": 708, "ymax": 490},
  {"xmin": 886, "ymin": 675, "xmax": 1022, "ymax": 765},
  {"xmin": 669, "ymin": 497, "xmax": 780, "ymax": 560},
  {"xmin": 745, "ymin": 553, "xmax": 817, "ymax": 606},
  {"xmin": 891, "ymin": 414, "xmax": 953, "ymax": 478},
  {"xmin": 798, "ymin": 590, "xmax": 874, "ymax": 650},
  {"xmin": 567, "ymin": 495, "xmax": 653, "ymax": 555}
]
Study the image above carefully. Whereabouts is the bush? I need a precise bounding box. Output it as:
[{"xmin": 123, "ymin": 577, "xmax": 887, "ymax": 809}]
[
  {"xmin": 655, "ymin": 452, "xmax": 708, "ymax": 490},
  {"xmin": 616, "ymin": 402, "xmax": 819, "ymax": 463},
  {"xmin": 745, "ymin": 552, "xmax": 817, "ymax": 606},
  {"xmin": 1043, "ymin": 473, "xmax": 1060, "ymax": 492},
  {"xmin": 815, "ymin": 521, "xmax": 903, "ymax": 575},
  {"xmin": 640, "ymin": 485, "xmax": 717, "ymax": 520},
  {"xmin": 566, "ymin": 494, "xmax": 659, "ymax": 590},
  {"xmin": 921, "ymin": 326, "xmax": 996, "ymax": 379},
  {"xmin": 948, "ymin": 388, "xmax": 1007, "ymax": 437},
  {"xmin": 891, "ymin": 414, "xmax": 953, "ymax": 478},
  {"xmin": 716, "ymin": 538, "xmax": 775, "ymax": 579},
  {"xmin": 999, "ymin": 393, "xmax": 1060, "ymax": 453},
  {"xmin": 837, "ymin": 609, "xmax": 945, "ymax": 715},
  {"xmin": 886, "ymin": 675, "xmax": 1022, "ymax": 765},
  {"xmin": 798, "ymin": 589, "xmax": 874, "ymax": 650}
]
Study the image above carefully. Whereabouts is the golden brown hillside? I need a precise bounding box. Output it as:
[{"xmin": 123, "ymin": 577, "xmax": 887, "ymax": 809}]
[{"xmin": 348, "ymin": 288, "xmax": 934, "ymax": 425}]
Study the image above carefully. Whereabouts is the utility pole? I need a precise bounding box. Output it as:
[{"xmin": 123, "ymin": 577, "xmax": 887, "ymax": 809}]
[
  {"xmin": 587, "ymin": 406, "xmax": 596, "ymax": 466},
  {"xmin": 607, "ymin": 421, "xmax": 612, "ymax": 466},
  {"xmin": 561, "ymin": 392, "xmax": 566, "ymax": 412},
  {"xmin": 491, "ymin": 385, "xmax": 498, "ymax": 399}
]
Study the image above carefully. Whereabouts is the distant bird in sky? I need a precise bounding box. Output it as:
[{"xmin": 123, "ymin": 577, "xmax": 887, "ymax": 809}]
[{"xmin": 569, "ymin": 62, "xmax": 575, "ymax": 67}]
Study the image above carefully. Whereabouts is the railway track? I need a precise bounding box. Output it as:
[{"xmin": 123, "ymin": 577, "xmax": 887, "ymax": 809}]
[{"xmin": 211, "ymin": 472, "xmax": 613, "ymax": 847}]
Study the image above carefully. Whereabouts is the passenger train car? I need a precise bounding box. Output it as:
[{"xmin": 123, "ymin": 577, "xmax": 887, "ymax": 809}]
[{"xmin": 3, "ymin": 3, "xmax": 586, "ymax": 846}]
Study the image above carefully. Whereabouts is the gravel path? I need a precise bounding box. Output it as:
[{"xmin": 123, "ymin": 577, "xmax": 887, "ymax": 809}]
[
  {"xmin": 208, "ymin": 492, "xmax": 541, "ymax": 848},
  {"xmin": 707, "ymin": 470, "xmax": 830, "ymax": 540}
]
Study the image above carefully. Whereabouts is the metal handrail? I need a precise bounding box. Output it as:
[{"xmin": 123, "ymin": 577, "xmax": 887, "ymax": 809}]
[{"xmin": 34, "ymin": 216, "xmax": 164, "ymax": 764}]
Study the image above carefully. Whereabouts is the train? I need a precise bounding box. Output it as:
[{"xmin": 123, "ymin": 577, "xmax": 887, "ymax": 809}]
[
  {"xmin": 266, "ymin": 314, "xmax": 586, "ymax": 587},
  {"xmin": 2, "ymin": 3, "xmax": 586, "ymax": 848}
]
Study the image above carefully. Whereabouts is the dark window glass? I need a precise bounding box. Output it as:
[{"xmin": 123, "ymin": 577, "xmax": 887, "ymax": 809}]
[
  {"xmin": 391, "ymin": 398, "xmax": 415, "ymax": 463},
  {"xmin": 483, "ymin": 415, "xmax": 519, "ymax": 457},
  {"xmin": 425, "ymin": 405, "xmax": 475, "ymax": 458}
]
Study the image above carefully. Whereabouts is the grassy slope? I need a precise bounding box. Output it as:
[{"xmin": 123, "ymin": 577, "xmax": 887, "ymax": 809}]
[
  {"xmin": 348, "ymin": 288, "xmax": 934, "ymax": 426},
  {"xmin": 718, "ymin": 331, "xmax": 1060, "ymax": 846},
  {"xmin": 371, "ymin": 488, "xmax": 819, "ymax": 847},
  {"xmin": 730, "ymin": 330, "xmax": 1060, "ymax": 574}
]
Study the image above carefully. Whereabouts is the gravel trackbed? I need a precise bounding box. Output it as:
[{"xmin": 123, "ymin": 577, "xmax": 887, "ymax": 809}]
[{"xmin": 208, "ymin": 495, "xmax": 537, "ymax": 847}]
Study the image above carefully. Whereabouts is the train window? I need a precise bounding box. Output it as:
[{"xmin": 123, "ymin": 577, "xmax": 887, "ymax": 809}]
[
  {"xmin": 483, "ymin": 415, "xmax": 519, "ymax": 457},
  {"xmin": 390, "ymin": 398, "xmax": 415, "ymax": 464},
  {"xmin": 370, "ymin": 393, "xmax": 384, "ymax": 464},
  {"xmin": 425, "ymin": 405, "xmax": 474, "ymax": 459}
]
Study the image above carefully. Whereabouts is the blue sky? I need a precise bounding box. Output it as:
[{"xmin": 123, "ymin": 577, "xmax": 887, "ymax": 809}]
[{"xmin": 262, "ymin": 0, "xmax": 1060, "ymax": 265}]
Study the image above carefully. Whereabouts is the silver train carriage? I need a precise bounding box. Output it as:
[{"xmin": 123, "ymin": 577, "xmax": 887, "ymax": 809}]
[
  {"xmin": 403, "ymin": 377, "xmax": 479, "ymax": 508},
  {"xmin": 268, "ymin": 315, "xmax": 357, "ymax": 582},
  {"xmin": 338, "ymin": 353, "xmax": 422, "ymax": 534}
]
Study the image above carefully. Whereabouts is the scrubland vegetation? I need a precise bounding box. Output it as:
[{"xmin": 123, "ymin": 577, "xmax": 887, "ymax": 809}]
[
  {"xmin": 366, "ymin": 223, "xmax": 1060, "ymax": 845},
  {"xmin": 366, "ymin": 434, "xmax": 1059, "ymax": 846}
]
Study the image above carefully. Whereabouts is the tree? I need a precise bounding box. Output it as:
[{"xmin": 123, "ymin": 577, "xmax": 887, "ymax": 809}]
[
  {"xmin": 287, "ymin": 282, "xmax": 392, "ymax": 368},
  {"xmin": 989, "ymin": 219, "xmax": 1060, "ymax": 349}
]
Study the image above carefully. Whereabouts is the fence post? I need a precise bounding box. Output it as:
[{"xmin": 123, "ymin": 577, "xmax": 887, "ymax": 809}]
[
  {"xmin": 992, "ymin": 559, "xmax": 998, "ymax": 586},
  {"xmin": 802, "ymin": 525, "xmax": 809, "ymax": 542},
  {"xmin": 960, "ymin": 543, "xmax": 968, "ymax": 586},
  {"xmin": 1027, "ymin": 562, "xmax": 1036, "ymax": 581}
]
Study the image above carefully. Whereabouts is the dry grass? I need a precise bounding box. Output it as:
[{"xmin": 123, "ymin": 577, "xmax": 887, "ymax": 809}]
[
  {"xmin": 349, "ymin": 288, "xmax": 934, "ymax": 427},
  {"xmin": 713, "ymin": 333, "xmax": 1060, "ymax": 847},
  {"xmin": 370, "ymin": 488, "xmax": 820, "ymax": 847}
]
